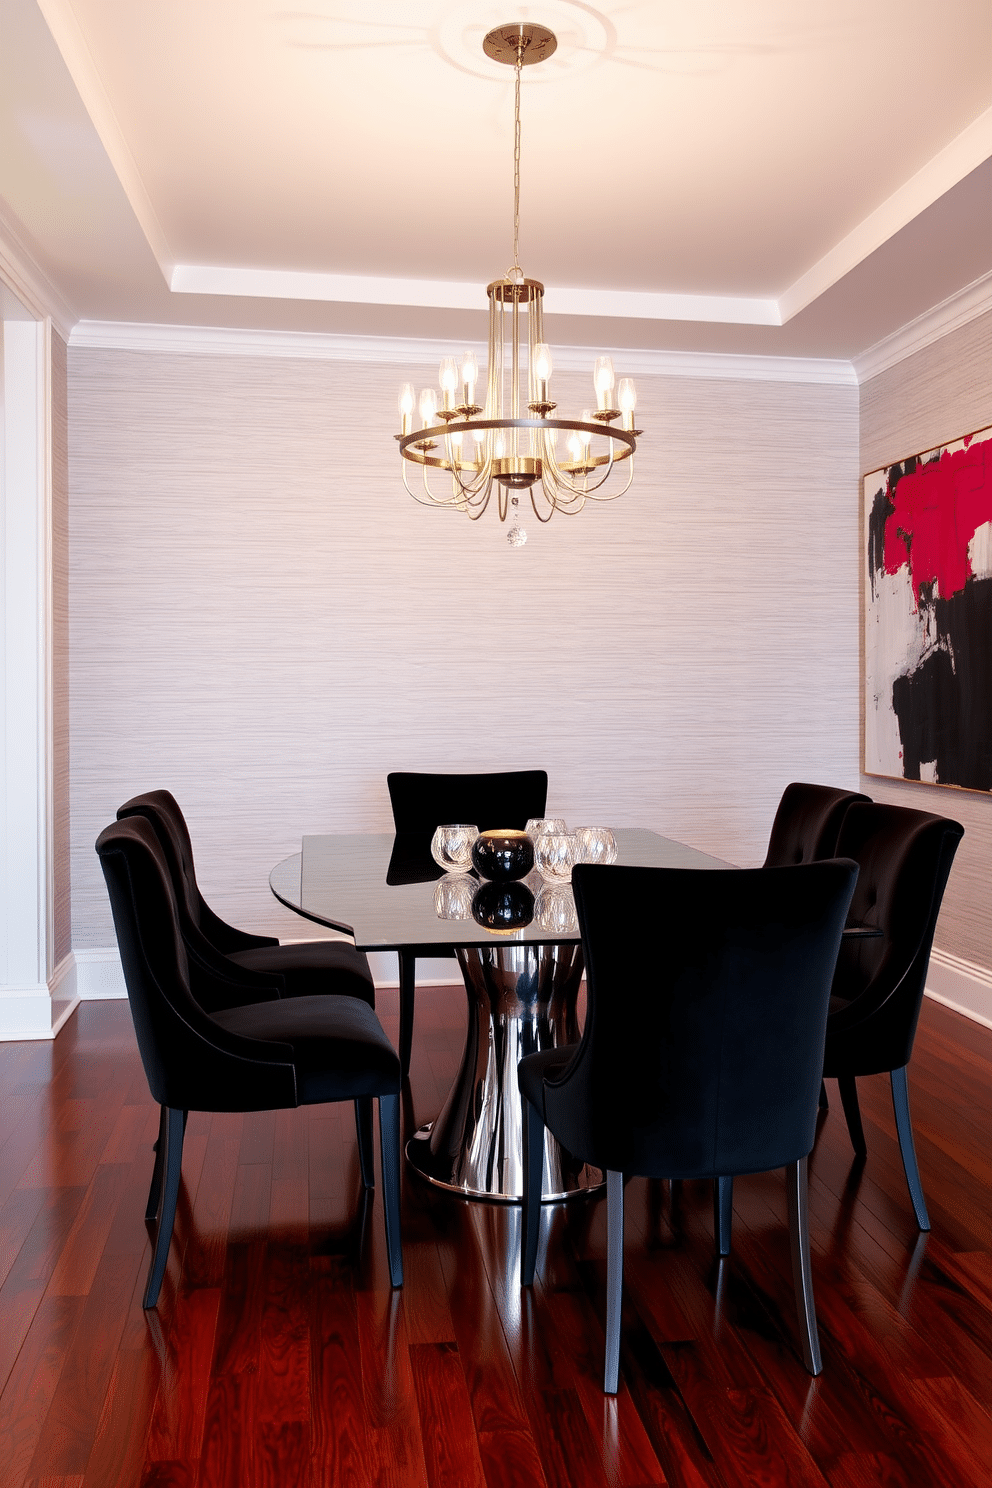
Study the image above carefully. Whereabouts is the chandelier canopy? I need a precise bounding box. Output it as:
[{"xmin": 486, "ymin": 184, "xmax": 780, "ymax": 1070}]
[{"xmin": 396, "ymin": 23, "xmax": 642, "ymax": 545}]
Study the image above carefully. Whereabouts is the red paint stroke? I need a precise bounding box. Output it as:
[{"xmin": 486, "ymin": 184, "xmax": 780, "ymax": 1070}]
[{"xmin": 884, "ymin": 433, "xmax": 992, "ymax": 608}]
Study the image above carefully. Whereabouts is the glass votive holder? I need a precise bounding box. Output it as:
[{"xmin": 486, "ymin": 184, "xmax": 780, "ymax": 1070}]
[
  {"xmin": 434, "ymin": 873, "xmax": 477, "ymax": 921},
  {"xmin": 534, "ymin": 830, "xmax": 578, "ymax": 883},
  {"xmin": 534, "ymin": 883, "xmax": 578, "ymax": 935},
  {"xmin": 574, "ymin": 826, "xmax": 618, "ymax": 866},
  {"xmin": 430, "ymin": 824, "xmax": 478, "ymax": 873},
  {"xmin": 525, "ymin": 817, "xmax": 567, "ymax": 839}
]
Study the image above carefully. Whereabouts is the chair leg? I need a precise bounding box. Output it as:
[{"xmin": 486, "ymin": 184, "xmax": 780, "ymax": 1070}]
[
  {"xmin": 520, "ymin": 1096, "xmax": 545, "ymax": 1287},
  {"xmin": 143, "ymin": 1105, "xmax": 185, "ymax": 1309},
  {"xmin": 714, "ymin": 1176, "xmax": 733, "ymax": 1256},
  {"xmin": 837, "ymin": 1074, "xmax": 868, "ymax": 1156},
  {"xmin": 145, "ymin": 1104, "xmax": 168, "ymax": 1220},
  {"xmin": 398, "ymin": 950, "xmax": 416, "ymax": 1078},
  {"xmin": 355, "ymin": 1097, "xmax": 375, "ymax": 1189},
  {"xmin": 785, "ymin": 1156, "xmax": 822, "ymax": 1375},
  {"xmin": 378, "ymin": 1094, "xmax": 403, "ymax": 1288},
  {"xmin": 890, "ymin": 1066, "xmax": 930, "ymax": 1232},
  {"xmin": 604, "ymin": 1170, "xmax": 624, "ymax": 1395}
]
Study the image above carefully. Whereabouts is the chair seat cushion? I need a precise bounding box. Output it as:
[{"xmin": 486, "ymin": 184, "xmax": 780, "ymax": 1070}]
[
  {"xmin": 211, "ymin": 994, "xmax": 401, "ymax": 1103},
  {"xmin": 518, "ymin": 1045, "xmax": 580, "ymax": 1115},
  {"xmin": 228, "ymin": 940, "xmax": 375, "ymax": 1006}
]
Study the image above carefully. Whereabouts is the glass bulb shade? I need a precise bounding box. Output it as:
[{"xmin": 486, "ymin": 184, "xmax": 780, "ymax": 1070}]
[
  {"xmin": 398, "ymin": 382, "xmax": 416, "ymax": 417},
  {"xmin": 567, "ymin": 433, "xmax": 582, "ymax": 460},
  {"xmin": 493, "ymin": 434, "xmax": 506, "ymax": 459},
  {"xmin": 534, "ymin": 883, "xmax": 578, "ymax": 935},
  {"xmin": 460, "ymin": 350, "xmax": 479, "ymax": 388},
  {"xmin": 534, "ymin": 831, "xmax": 578, "ymax": 884},
  {"xmin": 431, "ymin": 824, "xmax": 478, "ymax": 872},
  {"xmin": 618, "ymin": 377, "xmax": 637, "ymax": 413},
  {"xmin": 594, "ymin": 356, "xmax": 616, "ymax": 395},
  {"xmin": 449, "ymin": 430, "xmax": 463, "ymax": 448},
  {"xmin": 472, "ymin": 427, "xmax": 486, "ymax": 445},
  {"xmin": 532, "ymin": 343, "xmax": 553, "ymax": 382},
  {"xmin": 574, "ymin": 825, "xmax": 618, "ymax": 865},
  {"xmin": 579, "ymin": 412, "xmax": 593, "ymax": 448},
  {"xmin": 419, "ymin": 388, "xmax": 437, "ymax": 426},
  {"xmin": 439, "ymin": 357, "xmax": 458, "ymax": 394},
  {"xmin": 526, "ymin": 819, "xmax": 568, "ymax": 837}
]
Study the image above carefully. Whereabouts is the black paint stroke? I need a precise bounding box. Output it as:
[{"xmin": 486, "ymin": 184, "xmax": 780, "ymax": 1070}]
[{"xmin": 891, "ymin": 574, "xmax": 992, "ymax": 791}]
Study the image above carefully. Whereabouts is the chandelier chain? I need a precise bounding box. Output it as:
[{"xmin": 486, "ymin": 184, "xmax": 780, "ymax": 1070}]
[{"xmin": 511, "ymin": 53, "xmax": 522, "ymax": 276}]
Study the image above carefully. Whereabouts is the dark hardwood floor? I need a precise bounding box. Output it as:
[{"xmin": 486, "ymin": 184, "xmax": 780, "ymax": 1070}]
[{"xmin": 1, "ymin": 985, "xmax": 991, "ymax": 1487}]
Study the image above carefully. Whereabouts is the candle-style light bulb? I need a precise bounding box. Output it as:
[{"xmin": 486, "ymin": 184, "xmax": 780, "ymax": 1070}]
[
  {"xmin": 533, "ymin": 342, "xmax": 553, "ymax": 385},
  {"xmin": 419, "ymin": 388, "xmax": 438, "ymax": 429},
  {"xmin": 593, "ymin": 356, "xmax": 615, "ymax": 410},
  {"xmin": 460, "ymin": 350, "xmax": 479, "ymax": 404},
  {"xmin": 580, "ymin": 410, "xmax": 594, "ymax": 449},
  {"xmin": 618, "ymin": 376, "xmax": 637, "ymax": 431},
  {"xmin": 398, "ymin": 382, "xmax": 415, "ymax": 435},
  {"xmin": 439, "ymin": 357, "xmax": 458, "ymax": 411}
]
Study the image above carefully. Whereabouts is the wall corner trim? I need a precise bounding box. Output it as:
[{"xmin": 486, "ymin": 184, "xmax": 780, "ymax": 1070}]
[{"xmin": 0, "ymin": 953, "xmax": 79, "ymax": 1041}]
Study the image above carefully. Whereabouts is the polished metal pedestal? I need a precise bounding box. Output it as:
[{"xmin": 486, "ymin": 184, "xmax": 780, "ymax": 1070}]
[{"xmin": 406, "ymin": 942, "xmax": 603, "ymax": 1202}]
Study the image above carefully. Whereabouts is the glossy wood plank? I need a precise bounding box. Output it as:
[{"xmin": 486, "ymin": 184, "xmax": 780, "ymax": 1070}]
[
  {"xmin": 1, "ymin": 995, "xmax": 991, "ymax": 1487},
  {"xmin": 409, "ymin": 1341, "xmax": 489, "ymax": 1488}
]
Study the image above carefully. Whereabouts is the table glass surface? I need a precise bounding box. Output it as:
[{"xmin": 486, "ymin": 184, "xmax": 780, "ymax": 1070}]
[{"xmin": 269, "ymin": 828, "xmax": 728, "ymax": 952}]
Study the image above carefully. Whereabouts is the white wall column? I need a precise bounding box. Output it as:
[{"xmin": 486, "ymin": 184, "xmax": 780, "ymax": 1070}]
[{"xmin": 0, "ymin": 315, "xmax": 70, "ymax": 1037}]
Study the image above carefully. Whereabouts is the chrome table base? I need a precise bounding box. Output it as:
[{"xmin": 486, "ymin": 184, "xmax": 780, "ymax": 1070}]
[{"xmin": 406, "ymin": 943, "xmax": 603, "ymax": 1202}]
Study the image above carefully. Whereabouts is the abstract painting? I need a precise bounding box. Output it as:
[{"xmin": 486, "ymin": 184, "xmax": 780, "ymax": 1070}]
[{"xmin": 864, "ymin": 423, "xmax": 992, "ymax": 792}]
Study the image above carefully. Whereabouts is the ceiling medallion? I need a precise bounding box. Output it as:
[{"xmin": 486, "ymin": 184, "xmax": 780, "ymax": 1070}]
[{"xmin": 395, "ymin": 22, "xmax": 641, "ymax": 547}]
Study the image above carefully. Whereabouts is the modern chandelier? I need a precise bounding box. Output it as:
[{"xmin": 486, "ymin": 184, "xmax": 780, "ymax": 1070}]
[{"xmin": 395, "ymin": 23, "xmax": 642, "ymax": 546}]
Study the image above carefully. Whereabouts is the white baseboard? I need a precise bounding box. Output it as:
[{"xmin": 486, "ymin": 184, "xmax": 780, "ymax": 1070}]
[
  {"xmin": 26, "ymin": 944, "xmax": 989, "ymax": 1039},
  {"xmin": 70, "ymin": 945, "xmax": 463, "ymax": 1000},
  {"xmin": 74, "ymin": 946, "xmax": 128, "ymax": 1000},
  {"xmin": 0, "ymin": 954, "xmax": 80, "ymax": 1040},
  {"xmin": 925, "ymin": 948, "xmax": 992, "ymax": 1031}
]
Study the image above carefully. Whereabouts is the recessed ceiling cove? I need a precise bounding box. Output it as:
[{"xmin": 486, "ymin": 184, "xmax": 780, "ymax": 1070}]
[{"xmin": 7, "ymin": 0, "xmax": 992, "ymax": 356}]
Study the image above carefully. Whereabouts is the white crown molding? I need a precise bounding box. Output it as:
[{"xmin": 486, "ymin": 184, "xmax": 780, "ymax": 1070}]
[
  {"xmin": 69, "ymin": 319, "xmax": 857, "ymax": 386},
  {"xmin": 853, "ymin": 268, "xmax": 992, "ymax": 384},
  {"xmin": 779, "ymin": 103, "xmax": 992, "ymax": 324},
  {"xmin": 35, "ymin": 0, "xmax": 174, "ymax": 282},
  {"xmin": 545, "ymin": 286, "xmax": 781, "ymax": 327},
  {"xmin": 171, "ymin": 265, "xmax": 489, "ymax": 312},
  {"xmin": 0, "ymin": 210, "xmax": 75, "ymax": 340},
  {"xmin": 171, "ymin": 264, "xmax": 782, "ymax": 328}
]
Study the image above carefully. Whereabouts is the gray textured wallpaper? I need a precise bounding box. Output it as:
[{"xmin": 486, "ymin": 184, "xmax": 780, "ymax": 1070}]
[{"xmin": 68, "ymin": 345, "xmax": 860, "ymax": 953}]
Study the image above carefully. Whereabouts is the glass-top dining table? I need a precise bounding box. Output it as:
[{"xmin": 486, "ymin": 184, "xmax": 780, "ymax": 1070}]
[{"xmin": 271, "ymin": 828, "xmax": 727, "ymax": 1204}]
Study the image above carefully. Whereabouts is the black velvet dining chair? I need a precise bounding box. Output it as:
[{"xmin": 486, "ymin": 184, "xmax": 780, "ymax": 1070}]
[
  {"xmin": 518, "ymin": 858, "xmax": 858, "ymax": 1392},
  {"xmin": 117, "ymin": 790, "xmax": 376, "ymax": 1011},
  {"xmin": 821, "ymin": 801, "xmax": 964, "ymax": 1230},
  {"xmin": 385, "ymin": 768, "xmax": 548, "ymax": 1073},
  {"xmin": 762, "ymin": 781, "xmax": 872, "ymax": 866},
  {"xmin": 96, "ymin": 816, "xmax": 403, "ymax": 1308}
]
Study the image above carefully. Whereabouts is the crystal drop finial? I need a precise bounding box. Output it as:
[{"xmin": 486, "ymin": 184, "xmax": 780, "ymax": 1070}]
[{"xmin": 507, "ymin": 526, "xmax": 528, "ymax": 547}]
